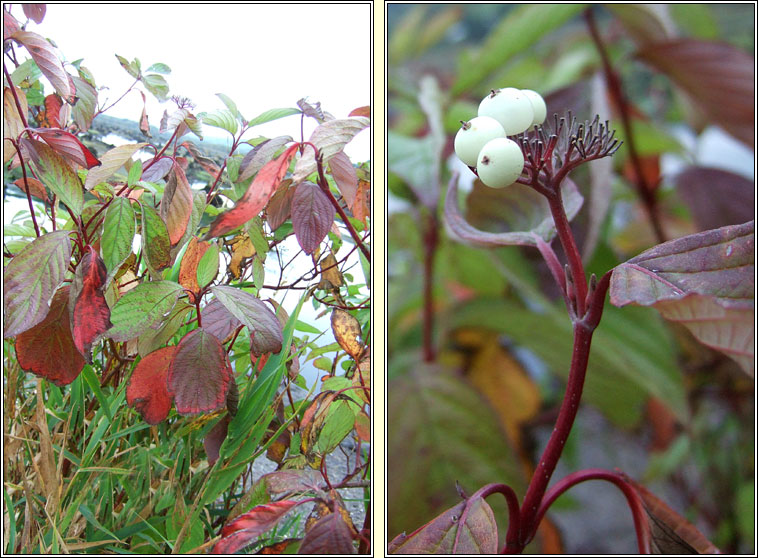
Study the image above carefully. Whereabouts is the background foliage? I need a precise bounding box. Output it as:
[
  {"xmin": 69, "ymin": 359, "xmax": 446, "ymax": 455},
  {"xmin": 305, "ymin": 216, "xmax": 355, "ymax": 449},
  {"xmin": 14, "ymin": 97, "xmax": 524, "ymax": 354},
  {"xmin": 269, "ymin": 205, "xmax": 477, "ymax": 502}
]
[{"xmin": 387, "ymin": 4, "xmax": 753, "ymax": 553}]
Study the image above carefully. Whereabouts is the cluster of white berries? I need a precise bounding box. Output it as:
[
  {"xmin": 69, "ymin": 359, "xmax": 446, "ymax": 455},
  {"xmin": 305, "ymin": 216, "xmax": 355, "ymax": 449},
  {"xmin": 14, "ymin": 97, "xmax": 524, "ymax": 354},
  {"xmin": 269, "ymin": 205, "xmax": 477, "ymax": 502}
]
[{"xmin": 454, "ymin": 88, "xmax": 547, "ymax": 188}]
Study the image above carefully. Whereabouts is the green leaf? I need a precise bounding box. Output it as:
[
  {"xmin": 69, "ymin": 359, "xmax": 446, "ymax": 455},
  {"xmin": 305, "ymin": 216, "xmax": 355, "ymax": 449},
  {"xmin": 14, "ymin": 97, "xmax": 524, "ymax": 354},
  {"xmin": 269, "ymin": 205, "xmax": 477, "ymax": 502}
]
[
  {"xmin": 387, "ymin": 131, "xmax": 439, "ymax": 208},
  {"xmin": 21, "ymin": 139, "xmax": 84, "ymax": 216},
  {"xmin": 216, "ymin": 92, "xmax": 240, "ymax": 118},
  {"xmin": 115, "ymin": 54, "xmax": 140, "ymax": 78},
  {"xmin": 247, "ymin": 107, "xmax": 300, "ymax": 128},
  {"xmin": 139, "ymin": 203, "xmax": 171, "ymax": 275},
  {"xmin": 452, "ymin": 4, "xmax": 586, "ymax": 96},
  {"xmin": 142, "ymin": 74, "xmax": 169, "ymax": 101},
  {"xmin": 70, "ymin": 75, "xmax": 97, "ymax": 132},
  {"xmin": 196, "ymin": 242, "xmax": 219, "ymax": 288},
  {"xmin": 388, "ymin": 362, "xmax": 525, "ymax": 539},
  {"xmin": 101, "ymin": 197, "xmax": 135, "ymax": 277},
  {"xmin": 315, "ymin": 399, "xmax": 358, "ymax": 454},
  {"xmin": 107, "ymin": 281, "xmax": 184, "ymax": 342},
  {"xmin": 200, "ymin": 109, "xmax": 238, "ymax": 136},
  {"xmin": 146, "ymin": 62, "xmax": 171, "ymax": 75},
  {"xmin": 4, "ymin": 230, "xmax": 72, "ymax": 338},
  {"xmin": 127, "ymin": 159, "xmax": 142, "ymax": 187},
  {"xmin": 84, "ymin": 143, "xmax": 148, "ymax": 191}
]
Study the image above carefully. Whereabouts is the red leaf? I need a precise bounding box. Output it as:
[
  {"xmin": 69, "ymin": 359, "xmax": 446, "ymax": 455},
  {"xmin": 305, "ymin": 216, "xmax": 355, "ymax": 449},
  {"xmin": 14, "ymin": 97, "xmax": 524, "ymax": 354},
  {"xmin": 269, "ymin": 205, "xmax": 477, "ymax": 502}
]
[
  {"xmin": 348, "ymin": 106, "xmax": 370, "ymax": 119},
  {"xmin": 22, "ymin": 4, "xmax": 46, "ymax": 24},
  {"xmin": 126, "ymin": 345, "xmax": 176, "ymax": 424},
  {"xmin": 299, "ymin": 512, "xmax": 356, "ymax": 555},
  {"xmin": 675, "ymin": 166, "xmax": 754, "ymax": 232},
  {"xmin": 72, "ymin": 246, "xmax": 112, "ymax": 363},
  {"xmin": 265, "ymin": 179, "xmax": 295, "ymax": 231},
  {"xmin": 39, "ymin": 94, "xmax": 63, "ymax": 128},
  {"xmin": 160, "ymin": 163, "xmax": 193, "ymax": 245},
  {"xmin": 352, "ymin": 179, "xmax": 370, "ymax": 225},
  {"xmin": 167, "ymin": 329, "xmax": 233, "ymax": 415},
  {"xmin": 203, "ymin": 415, "xmax": 230, "ymax": 467},
  {"xmin": 178, "ymin": 236, "xmax": 211, "ymax": 302},
  {"xmin": 35, "ymin": 127, "xmax": 101, "ymax": 169},
  {"xmin": 327, "ymin": 150, "xmax": 358, "ymax": 209},
  {"xmin": 291, "ymin": 181, "xmax": 336, "ymax": 255},
  {"xmin": 214, "ymin": 500, "xmax": 303, "ymax": 554},
  {"xmin": 3, "ymin": 11, "xmax": 20, "ymax": 41},
  {"xmin": 15, "ymin": 287, "xmax": 85, "ymax": 386},
  {"xmin": 205, "ymin": 143, "xmax": 299, "ymax": 239},
  {"xmin": 12, "ymin": 177, "xmax": 49, "ymax": 202}
]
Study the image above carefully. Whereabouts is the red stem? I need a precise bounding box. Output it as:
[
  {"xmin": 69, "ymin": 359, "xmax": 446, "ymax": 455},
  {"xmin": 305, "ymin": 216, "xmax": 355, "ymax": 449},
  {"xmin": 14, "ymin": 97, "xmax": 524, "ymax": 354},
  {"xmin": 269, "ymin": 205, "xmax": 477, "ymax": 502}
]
[
  {"xmin": 533, "ymin": 468, "xmax": 652, "ymax": 553},
  {"xmin": 546, "ymin": 192, "xmax": 587, "ymax": 317}
]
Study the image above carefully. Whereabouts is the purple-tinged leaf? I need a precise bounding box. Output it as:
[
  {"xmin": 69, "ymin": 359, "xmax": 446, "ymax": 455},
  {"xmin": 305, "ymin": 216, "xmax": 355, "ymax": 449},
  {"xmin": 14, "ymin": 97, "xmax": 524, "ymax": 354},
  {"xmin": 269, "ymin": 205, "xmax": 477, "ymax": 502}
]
[
  {"xmin": 237, "ymin": 135, "xmax": 293, "ymax": 183},
  {"xmin": 445, "ymin": 174, "xmax": 583, "ymax": 248},
  {"xmin": 202, "ymin": 298, "xmax": 242, "ymax": 343},
  {"xmin": 101, "ymin": 197, "xmax": 135, "ymax": 276},
  {"xmin": 84, "ymin": 143, "xmax": 147, "ymax": 190},
  {"xmin": 72, "ymin": 246, "xmax": 112, "ymax": 362},
  {"xmin": 4, "ymin": 11, "xmax": 20, "ymax": 40},
  {"xmin": 213, "ymin": 500, "xmax": 303, "ymax": 554},
  {"xmin": 291, "ymin": 181, "xmax": 336, "ymax": 255},
  {"xmin": 4, "ymin": 230, "xmax": 72, "ymax": 338},
  {"xmin": 138, "ymin": 202, "xmax": 171, "ymax": 275},
  {"xmin": 389, "ymin": 497, "xmax": 498, "ymax": 554},
  {"xmin": 126, "ymin": 346, "xmax": 176, "ymax": 424},
  {"xmin": 70, "ymin": 76, "xmax": 97, "ymax": 132},
  {"xmin": 266, "ymin": 179, "xmax": 295, "ymax": 231},
  {"xmin": 292, "ymin": 117, "xmax": 370, "ymax": 183},
  {"xmin": 328, "ymin": 150, "xmax": 358, "ymax": 209},
  {"xmin": 160, "ymin": 163, "xmax": 193, "ymax": 246},
  {"xmin": 107, "ymin": 280, "xmax": 183, "ymax": 342},
  {"xmin": 19, "ymin": 138, "xmax": 84, "ymax": 216},
  {"xmin": 637, "ymin": 39, "xmax": 754, "ymax": 147},
  {"xmin": 167, "ymin": 328, "xmax": 232, "ymax": 415},
  {"xmin": 4, "ymin": 84, "xmax": 28, "ymax": 163},
  {"xmin": 299, "ymin": 512, "xmax": 356, "ymax": 554},
  {"xmin": 211, "ymin": 286, "xmax": 283, "ymax": 355},
  {"xmin": 22, "ymin": 4, "xmax": 46, "ymax": 24},
  {"xmin": 141, "ymin": 156, "xmax": 173, "ymax": 182},
  {"xmin": 160, "ymin": 107, "xmax": 202, "ymax": 139},
  {"xmin": 674, "ymin": 166, "xmax": 754, "ymax": 232},
  {"xmin": 611, "ymin": 221, "xmax": 754, "ymax": 376},
  {"xmin": 11, "ymin": 30, "xmax": 71, "ymax": 101},
  {"xmin": 15, "ymin": 287, "xmax": 85, "ymax": 386},
  {"xmin": 204, "ymin": 415, "xmax": 230, "ymax": 467}
]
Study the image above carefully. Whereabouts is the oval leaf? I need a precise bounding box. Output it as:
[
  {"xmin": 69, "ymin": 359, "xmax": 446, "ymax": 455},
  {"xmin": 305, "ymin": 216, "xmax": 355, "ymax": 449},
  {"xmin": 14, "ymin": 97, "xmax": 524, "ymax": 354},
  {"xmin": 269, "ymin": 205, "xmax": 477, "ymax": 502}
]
[
  {"xmin": 201, "ymin": 298, "xmax": 242, "ymax": 343},
  {"xmin": 101, "ymin": 197, "xmax": 135, "ymax": 276},
  {"xmin": 70, "ymin": 76, "xmax": 97, "ymax": 132},
  {"xmin": 205, "ymin": 143, "xmax": 299, "ymax": 239},
  {"xmin": 15, "ymin": 287, "xmax": 85, "ymax": 386},
  {"xmin": 4, "ymin": 230, "xmax": 72, "ymax": 338},
  {"xmin": 11, "ymin": 30, "xmax": 71, "ymax": 100},
  {"xmin": 178, "ymin": 237, "xmax": 211, "ymax": 300},
  {"xmin": 299, "ymin": 512, "xmax": 356, "ymax": 555},
  {"xmin": 675, "ymin": 166, "xmax": 755, "ymax": 232},
  {"xmin": 84, "ymin": 143, "xmax": 147, "ymax": 190},
  {"xmin": 292, "ymin": 117, "xmax": 370, "ymax": 183},
  {"xmin": 637, "ymin": 38, "xmax": 754, "ymax": 147},
  {"xmin": 167, "ymin": 328, "xmax": 233, "ymax": 415},
  {"xmin": 210, "ymin": 285, "xmax": 283, "ymax": 355},
  {"xmin": 160, "ymin": 163, "xmax": 193, "ymax": 245},
  {"xmin": 126, "ymin": 345, "xmax": 177, "ymax": 424},
  {"xmin": 139, "ymin": 202, "xmax": 172, "ymax": 274},
  {"xmin": 291, "ymin": 181, "xmax": 336, "ymax": 255},
  {"xmin": 107, "ymin": 280, "xmax": 184, "ymax": 342},
  {"xmin": 19, "ymin": 138, "xmax": 84, "ymax": 216},
  {"xmin": 34, "ymin": 128, "xmax": 101, "ymax": 169},
  {"xmin": 389, "ymin": 497, "xmax": 498, "ymax": 554},
  {"xmin": 331, "ymin": 309, "xmax": 364, "ymax": 361},
  {"xmin": 445, "ymin": 174, "xmax": 584, "ymax": 248},
  {"xmin": 238, "ymin": 135, "xmax": 293, "ymax": 183},
  {"xmin": 72, "ymin": 246, "xmax": 112, "ymax": 362},
  {"xmin": 328, "ymin": 150, "xmax": 359, "ymax": 209},
  {"xmin": 610, "ymin": 221, "xmax": 754, "ymax": 375}
]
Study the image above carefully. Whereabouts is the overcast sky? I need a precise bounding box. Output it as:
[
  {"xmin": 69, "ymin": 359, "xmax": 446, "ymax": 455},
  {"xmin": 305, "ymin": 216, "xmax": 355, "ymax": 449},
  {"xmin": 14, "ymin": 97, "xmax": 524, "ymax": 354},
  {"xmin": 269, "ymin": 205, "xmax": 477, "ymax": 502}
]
[{"xmin": 25, "ymin": 3, "xmax": 371, "ymax": 158}]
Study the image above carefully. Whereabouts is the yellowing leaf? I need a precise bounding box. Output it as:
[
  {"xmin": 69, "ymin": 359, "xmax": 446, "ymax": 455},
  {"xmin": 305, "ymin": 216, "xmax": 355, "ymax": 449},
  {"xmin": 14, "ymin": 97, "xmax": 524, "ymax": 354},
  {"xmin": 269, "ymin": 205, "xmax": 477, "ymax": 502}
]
[
  {"xmin": 318, "ymin": 252, "xmax": 344, "ymax": 290},
  {"xmin": 226, "ymin": 233, "xmax": 256, "ymax": 279},
  {"xmin": 330, "ymin": 309, "xmax": 364, "ymax": 361}
]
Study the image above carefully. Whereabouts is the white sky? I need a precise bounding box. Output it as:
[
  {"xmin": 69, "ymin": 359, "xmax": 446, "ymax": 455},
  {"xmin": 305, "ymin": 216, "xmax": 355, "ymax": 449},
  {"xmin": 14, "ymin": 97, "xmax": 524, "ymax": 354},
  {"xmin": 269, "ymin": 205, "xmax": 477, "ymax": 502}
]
[{"xmin": 23, "ymin": 2, "xmax": 371, "ymax": 159}]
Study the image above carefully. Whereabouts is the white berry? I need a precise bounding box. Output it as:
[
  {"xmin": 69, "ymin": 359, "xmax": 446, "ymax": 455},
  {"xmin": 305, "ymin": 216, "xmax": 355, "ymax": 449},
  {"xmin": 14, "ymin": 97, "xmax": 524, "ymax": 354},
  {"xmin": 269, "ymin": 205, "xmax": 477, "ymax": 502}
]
[
  {"xmin": 521, "ymin": 89, "xmax": 547, "ymax": 127},
  {"xmin": 478, "ymin": 88, "xmax": 534, "ymax": 136},
  {"xmin": 454, "ymin": 116, "xmax": 506, "ymax": 167},
  {"xmin": 476, "ymin": 137, "xmax": 524, "ymax": 188}
]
